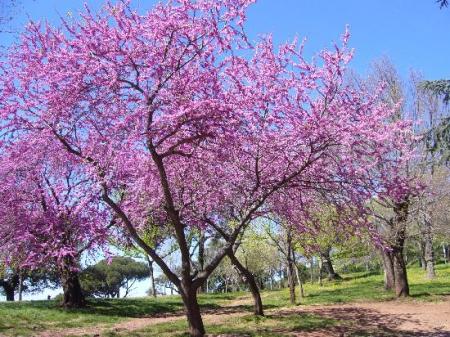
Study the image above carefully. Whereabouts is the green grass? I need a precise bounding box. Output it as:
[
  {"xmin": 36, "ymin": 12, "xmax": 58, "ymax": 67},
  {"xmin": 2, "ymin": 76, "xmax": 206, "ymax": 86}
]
[
  {"xmin": 261, "ymin": 263, "xmax": 450, "ymax": 308},
  {"xmin": 99, "ymin": 313, "xmax": 338, "ymax": 337},
  {"xmin": 0, "ymin": 264, "xmax": 449, "ymax": 337}
]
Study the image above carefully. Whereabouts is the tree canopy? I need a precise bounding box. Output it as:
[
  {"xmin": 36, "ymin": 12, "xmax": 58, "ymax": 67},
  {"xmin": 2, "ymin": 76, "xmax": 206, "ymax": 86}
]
[{"xmin": 80, "ymin": 257, "xmax": 148, "ymax": 298}]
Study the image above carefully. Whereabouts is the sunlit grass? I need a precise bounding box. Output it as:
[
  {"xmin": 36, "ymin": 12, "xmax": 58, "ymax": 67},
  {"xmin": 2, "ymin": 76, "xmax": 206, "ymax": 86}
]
[{"xmin": 0, "ymin": 264, "xmax": 449, "ymax": 336}]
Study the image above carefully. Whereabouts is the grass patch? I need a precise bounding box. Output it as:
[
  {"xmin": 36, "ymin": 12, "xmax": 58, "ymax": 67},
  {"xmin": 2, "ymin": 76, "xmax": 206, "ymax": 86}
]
[
  {"xmin": 98, "ymin": 312, "xmax": 337, "ymax": 337},
  {"xmin": 262, "ymin": 264, "xmax": 450, "ymax": 307},
  {"xmin": 0, "ymin": 264, "xmax": 449, "ymax": 336}
]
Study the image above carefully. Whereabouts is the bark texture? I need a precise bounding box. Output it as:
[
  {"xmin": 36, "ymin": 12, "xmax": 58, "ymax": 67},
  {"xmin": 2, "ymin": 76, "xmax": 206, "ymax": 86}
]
[
  {"xmin": 286, "ymin": 230, "xmax": 296, "ymax": 304},
  {"xmin": 320, "ymin": 248, "xmax": 342, "ymax": 281},
  {"xmin": 381, "ymin": 250, "xmax": 395, "ymax": 291},
  {"xmin": 0, "ymin": 274, "xmax": 19, "ymax": 302},
  {"xmin": 181, "ymin": 284, "xmax": 205, "ymax": 337},
  {"xmin": 60, "ymin": 258, "xmax": 85, "ymax": 308},
  {"xmin": 391, "ymin": 200, "xmax": 410, "ymax": 297},
  {"xmin": 146, "ymin": 256, "xmax": 157, "ymax": 298},
  {"xmin": 228, "ymin": 251, "xmax": 264, "ymax": 316},
  {"xmin": 423, "ymin": 218, "xmax": 436, "ymax": 279}
]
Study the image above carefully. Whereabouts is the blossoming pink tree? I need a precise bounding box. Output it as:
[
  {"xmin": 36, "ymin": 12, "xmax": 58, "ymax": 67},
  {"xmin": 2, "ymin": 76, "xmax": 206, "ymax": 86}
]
[
  {"xmin": 0, "ymin": 140, "xmax": 110, "ymax": 307},
  {"xmin": 0, "ymin": 1, "xmax": 414, "ymax": 335}
]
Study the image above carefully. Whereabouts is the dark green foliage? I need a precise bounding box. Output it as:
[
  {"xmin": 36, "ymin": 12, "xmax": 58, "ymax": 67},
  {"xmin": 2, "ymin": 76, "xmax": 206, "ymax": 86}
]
[
  {"xmin": 421, "ymin": 80, "xmax": 450, "ymax": 104},
  {"xmin": 0, "ymin": 268, "xmax": 59, "ymax": 300},
  {"xmin": 419, "ymin": 80, "xmax": 450, "ymax": 163},
  {"xmin": 80, "ymin": 257, "xmax": 148, "ymax": 298},
  {"xmin": 422, "ymin": 115, "xmax": 450, "ymax": 165},
  {"xmin": 437, "ymin": 0, "xmax": 449, "ymax": 8}
]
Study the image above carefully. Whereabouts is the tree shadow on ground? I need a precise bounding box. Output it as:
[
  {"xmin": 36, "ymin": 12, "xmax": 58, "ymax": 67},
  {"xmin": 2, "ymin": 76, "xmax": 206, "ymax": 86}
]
[{"xmin": 295, "ymin": 306, "xmax": 450, "ymax": 337}]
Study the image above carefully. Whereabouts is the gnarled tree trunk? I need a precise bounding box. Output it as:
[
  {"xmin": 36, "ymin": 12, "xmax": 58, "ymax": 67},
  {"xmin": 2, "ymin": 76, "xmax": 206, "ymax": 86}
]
[
  {"xmin": 60, "ymin": 257, "xmax": 85, "ymax": 308},
  {"xmin": 391, "ymin": 200, "xmax": 410, "ymax": 297},
  {"xmin": 320, "ymin": 248, "xmax": 342, "ymax": 281},
  {"xmin": 228, "ymin": 251, "xmax": 264, "ymax": 316}
]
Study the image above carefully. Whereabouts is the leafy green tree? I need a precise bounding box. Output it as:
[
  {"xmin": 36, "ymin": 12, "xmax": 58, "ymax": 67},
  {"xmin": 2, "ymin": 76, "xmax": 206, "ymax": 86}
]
[
  {"xmin": 80, "ymin": 257, "xmax": 148, "ymax": 298},
  {"xmin": 436, "ymin": 0, "xmax": 449, "ymax": 8}
]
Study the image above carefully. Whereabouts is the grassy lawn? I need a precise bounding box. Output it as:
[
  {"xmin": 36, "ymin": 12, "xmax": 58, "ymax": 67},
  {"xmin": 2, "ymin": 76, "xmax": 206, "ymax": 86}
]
[
  {"xmin": 99, "ymin": 313, "xmax": 338, "ymax": 337},
  {"xmin": 0, "ymin": 264, "xmax": 449, "ymax": 337},
  {"xmin": 263, "ymin": 263, "xmax": 450, "ymax": 308}
]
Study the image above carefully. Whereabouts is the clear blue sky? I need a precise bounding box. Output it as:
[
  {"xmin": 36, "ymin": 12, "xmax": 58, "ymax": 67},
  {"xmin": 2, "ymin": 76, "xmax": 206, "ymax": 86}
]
[{"xmin": 1, "ymin": 0, "xmax": 449, "ymax": 79}]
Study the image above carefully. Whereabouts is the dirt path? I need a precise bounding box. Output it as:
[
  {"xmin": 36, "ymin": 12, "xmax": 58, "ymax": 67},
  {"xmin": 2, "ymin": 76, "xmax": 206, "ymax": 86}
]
[
  {"xmin": 37, "ymin": 297, "xmax": 450, "ymax": 337},
  {"xmin": 285, "ymin": 299, "xmax": 450, "ymax": 337}
]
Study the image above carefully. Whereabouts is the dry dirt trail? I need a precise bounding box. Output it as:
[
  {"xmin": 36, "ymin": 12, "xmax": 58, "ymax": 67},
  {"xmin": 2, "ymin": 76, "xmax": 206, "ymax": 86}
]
[{"xmin": 36, "ymin": 296, "xmax": 450, "ymax": 337}]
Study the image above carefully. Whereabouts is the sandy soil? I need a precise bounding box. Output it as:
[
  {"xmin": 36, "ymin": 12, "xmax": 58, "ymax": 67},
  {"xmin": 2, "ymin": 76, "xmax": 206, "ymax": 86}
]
[{"xmin": 36, "ymin": 297, "xmax": 450, "ymax": 337}]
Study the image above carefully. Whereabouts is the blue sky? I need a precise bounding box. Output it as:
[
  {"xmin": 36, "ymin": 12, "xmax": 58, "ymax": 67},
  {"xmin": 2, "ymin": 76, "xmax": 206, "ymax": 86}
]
[
  {"xmin": 1, "ymin": 0, "xmax": 449, "ymax": 300},
  {"xmin": 1, "ymin": 0, "xmax": 449, "ymax": 80}
]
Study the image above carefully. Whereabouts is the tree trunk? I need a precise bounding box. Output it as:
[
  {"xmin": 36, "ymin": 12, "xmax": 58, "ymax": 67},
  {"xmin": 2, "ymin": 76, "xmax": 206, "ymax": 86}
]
[
  {"xmin": 228, "ymin": 252, "xmax": 264, "ymax": 316},
  {"xmin": 419, "ymin": 240, "xmax": 426, "ymax": 270},
  {"xmin": 391, "ymin": 200, "xmax": 410, "ymax": 297},
  {"xmin": 60, "ymin": 258, "xmax": 85, "ymax": 308},
  {"xmin": 0, "ymin": 274, "xmax": 19, "ymax": 302},
  {"xmin": 198, "ymin": 232, "xmax": 206, "ymax": 293},
  {"xmin": 318, "ymin": 256, "xmax": 323, "ymax": 286},
  {"xmin": 380, "ymin": 250, "xmax": 395, "ymax": 291},
  {"xmin": 392, "ymin": 247, "xmax": 409, "ymax": 297},
  {"xmin": 320, "ymin": 248, "xmax": 342, "ymax": 281},
  {"xmin": 291, "ymin": 250, "xmax": 304, "ymax": 299},
  {"xmin": 181, "ymin": 285, "xmax": 205, "ymax": 337},
  {"xmin": 293, "ymin": 259, "xmax": 304, "ymax": 299},
  {"xmin": 423, "ymin": 219, "xmax": 436, "ymax": 279},
  {"xmin": 443, "ymin": 244, "xmax": 449, "ymax": 264},
  {"xmin": 286, "ymin": 229, "xmax": 296, "ymax": 304},
  {"xmin": 146, "ymin": 256, "xmax": 157, "ymax": 298},
  {"xmin": 2, "ymin": 282, "xmax": 15, "ymax": 301},
  {"xmin": 18, "ymin": 272, "xmax": 23, "ymax": 301}
]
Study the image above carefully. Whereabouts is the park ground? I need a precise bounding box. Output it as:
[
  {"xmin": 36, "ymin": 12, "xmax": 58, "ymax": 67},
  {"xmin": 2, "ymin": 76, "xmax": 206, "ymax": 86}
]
[{"xmin": 1, "ymin": 265, "xmax": 450, "ymax": 337}]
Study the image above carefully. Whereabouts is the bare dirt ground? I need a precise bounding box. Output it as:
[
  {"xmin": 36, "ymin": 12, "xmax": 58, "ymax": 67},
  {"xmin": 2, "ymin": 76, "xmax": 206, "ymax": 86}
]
[
  {"xmin": 37, "ymin": 297, "xmax": 450, "ymax": 337},
  {"xmin": 281, "ymin": 299, "xmax": 450, "ymax": 337}
]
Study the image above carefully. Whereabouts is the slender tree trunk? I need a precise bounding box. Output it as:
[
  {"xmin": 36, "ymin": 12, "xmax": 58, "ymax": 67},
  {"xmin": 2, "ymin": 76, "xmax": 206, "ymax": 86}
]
[
  {"xmin": 146, "ymin": 256, "xmax": 157, "ymax": 298},
  {"xmin": 228, "ymin": 252, "xmax": 264, "ymax": 316},
  {"xmin": 443, "ymin": 244, "xmax": 449, "ymax": 264},
  {"xmin": 287, "ymin": 262, "xmax": 296, "ymax": 304},
  {"xmin": 198, "ymin": 232, "xmax": 206, "ymax": 293},
  {"xmin": 60, "ymin": 258, "xmax": 85, "ymax": 308},
  {"xmin": 320, "ymin": 248, "xmax": 341, "ymax": 281},
  {"xmin": 181, "ymin": 285, "xmax": 205, "ymax": 337},
  {"xmin": 380, "ymin": 250, "xmax": 395, "ymax": 291},
  {"xmin": 292, "ymin": 253, "xmax": 304, "ymax": 299},
  {"xmin": 318, "ymin": 256, "xmax": 323, "ymax": 286},
  {"xmin": 423, "ymin": 219, "xmax": 436, "ymax": 279},
  {"xmin": 310, "ymin": 258, "xmax": 314, "ymax": 283},
  {"xmin": 419, "ymin": 240, "xmax": 426, "ymax": 270},
  {"xmin": 285, "ymin": 228, "xmax": 296, "ymax": 304},
  {"xmin": 18, "ymin": 272, "xmax": 23, "ymax": 301},
  {"xmin": 391, "ymin": 200, "xmax": 410, "ymax": 297}
]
